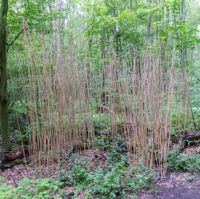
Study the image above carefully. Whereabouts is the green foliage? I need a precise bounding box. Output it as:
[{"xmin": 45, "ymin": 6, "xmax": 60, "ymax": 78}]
[
  {"xmin": 87, "ymin": 162, "xmax": 153, "ymax": 198},
  {"xmin": 11, "ymin": 100, "xmax": 28, "ymax": 114},
  {"xmin": 57, "ymin": 139, "xmax": 153, "ymax": 199},
  {"xmin": 0, "ymin": 184, "xmax": 15, "ymax": 199},
  {"xmin": 0, "ymin": 137, "xmax": 154, "ymax": 199},
  {"xmin": 189, "ymin": 62, "xmax": 200, "ymax": 130},
  {"xmin": 8, "ymin": 100, "xmax": 30, "ymax": 145},
  {"xmin": 0, "ymin": 178, "xmax": 64, "ymax": 199},
  {"xmin": 88, "ymin": 163, "xmax": 127, "ymax": 198},
  {"xmin": 191, "ymin": 109, "xmax": 200, "ymax": 130},
  {"xmin": 171, "ymin": 109, "xmax": 198, "ymax": 135},
  {"xmin": 93, "ymin": 113, "xmax": 111, "ymax": 131},
  {"xmin": 84, "ymin": 0, "xmax": 162, "ymax": 57},
  {"xmin": 168, "ymin": 150, "xmax": 200, "ymax": 173},
  {"xmin": 58, "ymin": 162, "xmax": 90, "ymax": 187},
  {"xmin": 57, "ymin": 158, "xmax": 153, "ymax": 199},
  {"xmin": 95, "ymin": 135, "xmax": 128, "ymax": 165},
  {"xmin": 0, "ymin": 162, "xmax": 154, "ymax": 199},
  {"xmin": 8, "ymin": 0, "xmax": 62, "ymax": 32}
]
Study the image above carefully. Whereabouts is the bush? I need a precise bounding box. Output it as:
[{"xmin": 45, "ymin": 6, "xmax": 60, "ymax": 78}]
[
  {"xmin": 57, "ymin": 155, "xmax": 154, "ymax": 199},
  {"xmin": 93, "ymin": 113, "xmax": 111, "ymax": 131},
  {"xmin": 95, "ymin": 135, "xmax": 128, "ymax": 165},
  {"xmin": 58, "ymin": 164, "xmax": 90, "ymax": 187},
  {"xmin": 87, "ymin": 162, "xmax": 154, "ymax": 198},
  {"xmin": 168, "ymin": 150, "xmax": 200, "ymax": 173},
  {"xmin": 0, "ymin": 177, "xmax": 64, "ymax": 199}
]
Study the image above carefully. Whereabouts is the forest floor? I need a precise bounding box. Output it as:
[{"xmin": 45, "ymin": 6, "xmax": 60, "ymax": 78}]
[
  {"xmin": 1, "ymin": 146, "xmax": 200, "ymax": 199},
  {"xmin": 2, "ymin": 165, "xmax": 200, "ymax": 199},
  {"xmin": 139, "ymin": 172, "xmax": 200, "ymax": 199},
  {"xmin": 139, "ymin": 146, "xmax": 200, "ymax": 199}
]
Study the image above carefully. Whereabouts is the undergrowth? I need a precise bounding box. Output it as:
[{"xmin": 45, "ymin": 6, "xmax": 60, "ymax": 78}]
[
  {"xmin": 57, "ymin": 156, "xmax": 154, "ymax": 199},
  {"xmin": 168, "ymin": 150, "xmax": 200, "ymax": 173},
  {"xmin": 0, "ymin": 177, "xmax": 64, "ymax": 199},
  {"xmin": 57, "ymin": 137, "xmax": 154, "ymax": 198},
  {"xmin": 0, "ymin": 136, "xmax": 155, "ymax": 199}
]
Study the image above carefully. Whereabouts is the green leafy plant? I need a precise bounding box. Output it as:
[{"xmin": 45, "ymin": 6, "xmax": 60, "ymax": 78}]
[
  {"xmin": 57, "ymin": 149, "xmax": 154, "ymax": 199},
  {"xmin": 93, "ymin": 113, "xmax": 111, "ymax": 131},
  {"xmin": 63, "ymin": 165, "xmax": 89, "ymax": 187},
  {"xmin": 0, "ymin": 178, "xmax": 64, "ymax": 199},
  {"xmin": 89, "ymin": 164, "xmax": 125, "ymax": 198},
  {"xmin": 57, "ymin": 155, "xmax": 90, "ymax": 187},
  {"xmin": 168, "ymin": 150, "xmax": 200, "ymax": 173},
  {"xmin": 88, "ymin": 162, "xmax": 154, "ymax": 198},
  {"xmin": 95, "ymin": 135, "xmax": 128, "ymax": 165},
  {"xmin": 0, "ymin": 183, "xmax": 16, "ymax": 199}
]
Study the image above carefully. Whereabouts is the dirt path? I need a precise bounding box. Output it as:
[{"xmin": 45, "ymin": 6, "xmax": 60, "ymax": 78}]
[{"xmin": 139, "ymin": 173, "xmax": 200, "ymax": 199}]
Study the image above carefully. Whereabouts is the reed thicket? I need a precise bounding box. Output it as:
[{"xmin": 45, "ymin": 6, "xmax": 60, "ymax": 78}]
[{"xmin": 23, "ymin": 25, "xmax": 190, "ymax": 174}]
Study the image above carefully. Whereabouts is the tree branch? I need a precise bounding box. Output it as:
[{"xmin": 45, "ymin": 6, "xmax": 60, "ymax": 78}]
[{"xmin": 7, "ymin": 30, "xmax": 23, "ymax": 52}]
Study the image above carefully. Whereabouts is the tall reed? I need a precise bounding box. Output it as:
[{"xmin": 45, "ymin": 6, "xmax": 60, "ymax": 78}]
[
  {"xmin": 23, "ymin": 24, "xmax": 188, "ymax": 175},
  {"xmin": 99, "ymin": 50, "xmax": 175, "ymax": 175}
]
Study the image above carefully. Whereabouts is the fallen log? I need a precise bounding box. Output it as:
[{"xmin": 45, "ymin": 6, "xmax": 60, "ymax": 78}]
[
  {"xmin": 180, "ymin": 131, "xmax": 200, "ymax": 151},
  {"xmin": 0, "ymin": 146, "xmax": 28, "ymax": 170},
  {"xmin": 182, "ymin": 131, "xmax": 200, "ymax": 142},
  {"xmin": 0, "ymin": 150, "xmax": 23, "ymax": 164},
  {"xmin": 0, "ymin": 159, "xmax": 25, "ymax": 170}
]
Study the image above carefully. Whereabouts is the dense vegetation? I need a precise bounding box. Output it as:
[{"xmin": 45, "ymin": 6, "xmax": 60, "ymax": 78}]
[{"xmin": 0, "ymin": 0, "xmax": 200, "ymax": 198}]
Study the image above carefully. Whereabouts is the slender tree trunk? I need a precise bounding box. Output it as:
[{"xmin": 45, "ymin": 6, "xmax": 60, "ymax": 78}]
[
  {"xmin": 147, "ymin": 0, "xmax": 153, "ymax": 44},
  {"xmin": 56, "ymin": 0, "xmax": 63, "ymax": 67},
  {"xmin": 0, "ymin": 0, "xmax": 10, "ymax": 151},
  {"xmin": 100, "ymin": 35, "xmax": 106, "ymax": 105}
]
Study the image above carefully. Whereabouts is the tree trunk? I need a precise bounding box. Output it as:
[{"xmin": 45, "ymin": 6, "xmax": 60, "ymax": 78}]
[
  {"xmin": 0, "ymin": 0, "xmax": 10, "ymax": 152},
  {"xmin": 100, "ymin": 35, "xmax": 106, "ymax": 106},
  {"xmin": 56, "ymin": 0, "xmax": 63, "ymax": 67}
]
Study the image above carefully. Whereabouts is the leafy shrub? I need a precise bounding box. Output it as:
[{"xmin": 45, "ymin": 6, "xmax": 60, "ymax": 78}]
[
  {"xmin": 87, "ymin": 162, "xmax": 154, "ymax": 198},
  {"xmin": 191, "ymin": 109, "xmax": 200, "ymax": 130},
  {"xmin": 0, "ymin": 183, "xmax": 15, "ymax": 199},
  {"xmin": 0, "ymin": 156, "xmax": 154, "ymax": 199},
  {"xmin": 107, "ymin": 138, "xmax": 128, "ymax": 165},
  {"xmin": 168, "ymin": 150, "xmax": 200, "ymax": 173},
  {"xmin": 89, "ymin": 164, "xmax": 125, "ymax": 198},
  {"xmin": 0, "ymin": 177, "xmax": 64, "ymax": 199},
  {"xmin": 57, "ymin": 155, "xmax": 154, "ymax": 199},
  {"xmin": 93, "ymin": 113, "xmax": 111, "ymax": 131},
  {"xmin": 95, "ymin": 135, "xmax": 128, "ymax": 165},
  {"xmin": 57, "ymin": 154, "xmax": 90, "ymax": 187},
  {"xmin": 8, "ymin": 99, "xmax": 30, "ymax": 143},
  {"xmin": 58, "ymin": 164, "xmax": 90, "ymax": 187}
]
